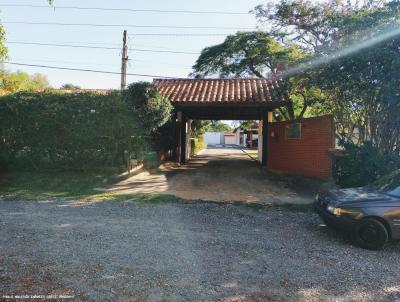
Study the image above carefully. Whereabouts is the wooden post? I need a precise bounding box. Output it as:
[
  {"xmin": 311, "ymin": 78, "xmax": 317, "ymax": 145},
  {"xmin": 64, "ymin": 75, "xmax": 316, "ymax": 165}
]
[
  {"xmin": 186, "ymin": 119, "xmax": 192, "ymax": 160},
  {"xmin": 171, "ymin": 111, "xmax": 178, "ymax": 161},
  {"xmin": 180, "ymin": 116, "xmax": 187, "ymax": 164},
  {"xmin": 262, "ymin": 112, "xmax": 269, "ymax": 166},
  {"xmin": 175, "ymin": 111, "xmax": 182, "ymax": 162}
]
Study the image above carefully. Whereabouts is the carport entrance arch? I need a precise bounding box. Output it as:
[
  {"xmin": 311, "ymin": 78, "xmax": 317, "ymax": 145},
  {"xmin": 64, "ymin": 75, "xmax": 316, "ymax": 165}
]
[
  {"xmin": 175, "ymin": 110, "xmax": 273, "ymax": 165},
  {"xmin": 155, "ymin": 78, "xmax": 291, "ymax": 166}
]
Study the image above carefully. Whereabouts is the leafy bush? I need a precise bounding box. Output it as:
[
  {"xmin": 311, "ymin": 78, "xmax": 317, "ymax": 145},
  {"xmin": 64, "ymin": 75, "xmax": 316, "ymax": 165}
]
[
  {"xmin": 333, "ymin": 141, "xmax": 400, "ymax": 188},
  {"xmin": 124, "ymin": 82, "xmax": 172, "ymax": 135},
  {"xmin": 124, "ymin": 82, "xmax": 174, "ymax": 161},
  {"xmin": 0, "ymin": 91, "xmax": 140, "ymax": 170},
  {"xmin": 190, "ymin": 137, "xmax": 206, "ymax": 156}
]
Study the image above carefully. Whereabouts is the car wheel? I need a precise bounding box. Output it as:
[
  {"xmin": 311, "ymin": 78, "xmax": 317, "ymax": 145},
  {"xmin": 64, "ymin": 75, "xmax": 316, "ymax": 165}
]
[{"xmin": 351, "ymin": 218, "xmax": 389, "ymax": 250}]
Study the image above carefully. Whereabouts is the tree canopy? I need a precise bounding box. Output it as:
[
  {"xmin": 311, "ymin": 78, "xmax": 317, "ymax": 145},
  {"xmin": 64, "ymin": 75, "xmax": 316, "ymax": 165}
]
[
  {"xmin": 61, "ymin": 83, "xmax": 81, "ymax": 90},
  {"xmin": 0, "ymin": 67, "xmax": 49, "ymax": 94},
  {"xmin": 191, "ymin": 0, "xmax": 400, "ymax": 156},
  {"xmin": 191, "ymin": 120, "xmax": 232, "ymax": 138},
  {"xmin": 206, "ymin": 121, "xmax": 232, "ymax": 132},
  {"xmin": 192, "ymin": 31, "xmax": 304, "ymax": 78},
  {"xmin": 312, "ymin": 23, "xmax": 400, "ymax": 154},
  {"xmin": 253, "ymin": 0, "xmax": 388, "ymax": 53},
  {"xmin": 191, "ymin": 31, "xmax": 312, "ymax": 120},
  {"xmin": 0, "ymin": 26, "xmax": 7, "ymax": 62}
]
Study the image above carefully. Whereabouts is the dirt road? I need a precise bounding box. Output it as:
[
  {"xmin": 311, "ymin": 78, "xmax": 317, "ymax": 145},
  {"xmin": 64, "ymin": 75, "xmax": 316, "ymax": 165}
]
[
  {"xmin": 109, "ymin": 148, "xmax": 313, "ymax": 204},
  {"xmin": 1, "ymin": 199, "xmax": 399, "ymax": 301}
]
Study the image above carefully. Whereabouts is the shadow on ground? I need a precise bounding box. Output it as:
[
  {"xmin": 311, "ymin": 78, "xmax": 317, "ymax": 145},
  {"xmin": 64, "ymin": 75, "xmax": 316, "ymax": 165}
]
[{"xmin": 106, "ymin": 148, "xmax": 328, "ymax": 204}]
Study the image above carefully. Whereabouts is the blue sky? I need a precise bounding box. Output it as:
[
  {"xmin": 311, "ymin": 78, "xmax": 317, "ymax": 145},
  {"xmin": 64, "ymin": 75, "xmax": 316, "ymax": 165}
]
[{"xmin": 1, "ymin": 0, "xmax": 264, "ymax": 88}]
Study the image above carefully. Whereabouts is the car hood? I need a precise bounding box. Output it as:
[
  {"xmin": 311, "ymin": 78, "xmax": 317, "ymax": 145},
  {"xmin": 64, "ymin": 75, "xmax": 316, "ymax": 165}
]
[{"xmin": 323, "ymin": 187, "xmax": 392, "ymax": 206}]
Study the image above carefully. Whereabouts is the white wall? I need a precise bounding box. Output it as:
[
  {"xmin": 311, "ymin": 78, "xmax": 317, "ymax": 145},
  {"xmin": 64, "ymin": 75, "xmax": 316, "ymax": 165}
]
[
  {"xmin": 225, "ymin": 135, "xmax": 236, "ymax": 145},
  {"xmin": 204, "ymin": 132, "xmax": 223, "ymax": 145},
  {"xmin": 235, "ymin": 131, "xmax": 240, "ymax": 145},
  {"xmin": 235, "ymin": 130, "xmax": 246, "ymax": 146}
]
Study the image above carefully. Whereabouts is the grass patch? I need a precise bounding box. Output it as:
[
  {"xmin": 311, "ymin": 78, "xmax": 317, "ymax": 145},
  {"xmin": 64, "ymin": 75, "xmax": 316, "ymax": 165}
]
[
  {"xmin": 0, "ymin": 171, "xmax": 185, "ymax": 205},
  {"xmin": 227, "ymin": 201, "xmax": 314, "ymax": 212},
  {"xmin": 265, "ymin": 171, "xmax": 331, "ymax": 196},
  {"xmin": 182, "ymin": 199, "xmax": 314, "ymax": 212},
  {"xmin": 0, "ymin": 171, "xmax": 314, "ymax": 213},
  {"xmin": 274, "ymin": 203, "xmax": 314, "ymax": 212},
  {"xmin": 0, "ymin": 171, "xmax": 120, "ymax": 200},
  {"xmin": 131, "ymin": 194, "xmax": 183, "ymax": 204},
  {"xmin": 78, "ymin": 192, "xmax": 183, "ymax": 204}
]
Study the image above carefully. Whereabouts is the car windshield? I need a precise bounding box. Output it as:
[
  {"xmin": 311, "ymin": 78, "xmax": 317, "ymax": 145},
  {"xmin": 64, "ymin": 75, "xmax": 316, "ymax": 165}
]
[{"xmin": 387, "ymin": 186, "xmax": 400, "ymax": 197}]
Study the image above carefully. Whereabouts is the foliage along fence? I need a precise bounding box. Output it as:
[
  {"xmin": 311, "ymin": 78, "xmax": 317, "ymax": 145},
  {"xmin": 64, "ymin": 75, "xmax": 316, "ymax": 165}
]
[
  {"xmin": 190, "ymin": 136, "xmax": 206, "ymax": 156},
  {"xmin": 333, "ymin": 141, "xmax": 400, "ymax": 188},
  {"xmin": 0, "ymin": 91, "xmax": 148, "ymax": 171}
]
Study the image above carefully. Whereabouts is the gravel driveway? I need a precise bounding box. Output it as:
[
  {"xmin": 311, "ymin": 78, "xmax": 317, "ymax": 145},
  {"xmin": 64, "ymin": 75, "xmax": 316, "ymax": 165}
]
[{"xmin": 1, "ymin": 199, "xmax": 399, "ymax": 301}]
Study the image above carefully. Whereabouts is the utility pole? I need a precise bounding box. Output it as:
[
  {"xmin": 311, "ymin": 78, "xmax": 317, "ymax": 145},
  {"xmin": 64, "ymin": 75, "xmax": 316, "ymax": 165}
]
[{"xmin": 121, "ymin": 30, "xmax": 128, "ymax": 90}]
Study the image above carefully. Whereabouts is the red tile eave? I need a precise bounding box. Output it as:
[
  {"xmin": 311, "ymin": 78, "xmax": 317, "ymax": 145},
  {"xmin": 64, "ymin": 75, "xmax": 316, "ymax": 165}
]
[
  {"xmin": 173, "ymin": 100, "xmax": 291, "ymax": 108},
  {"xmin": 154, "ymin": 78, "xmax": 291, "ymax": 104}
]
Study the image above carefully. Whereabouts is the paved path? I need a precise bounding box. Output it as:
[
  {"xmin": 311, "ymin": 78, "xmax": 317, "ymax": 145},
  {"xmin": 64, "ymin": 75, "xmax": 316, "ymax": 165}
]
[{"xmin": 108, "ymin": 148, "xmax": 312, "ymax": 204}]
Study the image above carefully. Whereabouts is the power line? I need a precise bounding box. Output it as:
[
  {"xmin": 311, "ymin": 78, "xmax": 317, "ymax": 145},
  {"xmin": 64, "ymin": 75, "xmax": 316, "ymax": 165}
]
[
  {"xmin": 128, "ymin": 33, "xmax": 231, "ymax": 37},
  {"xmin": 6, "ymin": 41, "xmax": 201, "ymax": 55},
  {"xmin": 6, "ymin": 41, "xmax": 119, "ymax": 50},
  {"xmin": 4, "ymin": 62, "xmax": 178, "ymax": 79},
  {"xmin": 0, "ymin": 4, "xmax": 249, "ymax": 15},
  {"xmin": 10, "ymin": 58, "xmax": 193, "ymax": 69},
  {"xmin": 3, "ymin": 21, "xmax": 254, "ymax": 30},
  {"xmin": 7, "ymin": 39, "xmax": 120, "ymax": 47},
  {"xmin": 7, "ymin": 38, "xmax": 199, "ymax": 51},
  {"xmin": 10, "ymin": 58, "xmax": 116, "ymax": 67}
]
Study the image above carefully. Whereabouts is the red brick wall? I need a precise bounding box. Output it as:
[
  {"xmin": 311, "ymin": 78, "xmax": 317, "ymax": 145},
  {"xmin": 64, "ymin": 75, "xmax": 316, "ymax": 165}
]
[{"xmin": 267, "ymin": 115, "xmax": 334, "ymax": 179}]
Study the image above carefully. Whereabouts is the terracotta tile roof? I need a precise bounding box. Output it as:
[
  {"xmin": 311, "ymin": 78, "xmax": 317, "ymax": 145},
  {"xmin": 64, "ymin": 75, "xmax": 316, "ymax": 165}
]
[{"xmin": 154, "ymin": 78, "xmax": 290, "ymax": 104}]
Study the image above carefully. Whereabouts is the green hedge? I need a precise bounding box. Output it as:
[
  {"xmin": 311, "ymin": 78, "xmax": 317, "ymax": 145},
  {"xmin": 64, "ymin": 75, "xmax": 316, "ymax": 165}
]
[
  {"xmin": 333, "ymin": 141, "xmax": 400, "ymax": 188},
  {"xmin": 0, "ymin": 91, "xmax": 146, "ymax": 170}
]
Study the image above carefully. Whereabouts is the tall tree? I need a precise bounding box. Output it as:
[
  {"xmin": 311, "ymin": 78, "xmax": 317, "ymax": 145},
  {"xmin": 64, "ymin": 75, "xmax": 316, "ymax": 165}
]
[
  {"xmin": 312, "ymin": 23, "xmax": 400, "ymax": 154},
  {"xmin": 0, "ymin": 23, "xmax": 7, "ymax": 61},
  {"xmin": 192, "ymin": 31, "xmax": 304, "ymax": 78},
  {"xmin": 191, "ymin": 31, "xmax": 322, "ymax": 120},
  {"xmin": 262, "ymin": 0, "xmax": 400, "ymax": 153},
  {"xmin": 253, "ymin": 0, "xmax": 387, "ymax": 53}
]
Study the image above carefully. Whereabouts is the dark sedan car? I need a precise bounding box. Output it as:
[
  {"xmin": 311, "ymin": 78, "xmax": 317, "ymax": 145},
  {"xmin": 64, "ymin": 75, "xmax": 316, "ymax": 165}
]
[{"xmin": 314, "ymin": 184, "xmax": 400, "ymax": 250}]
